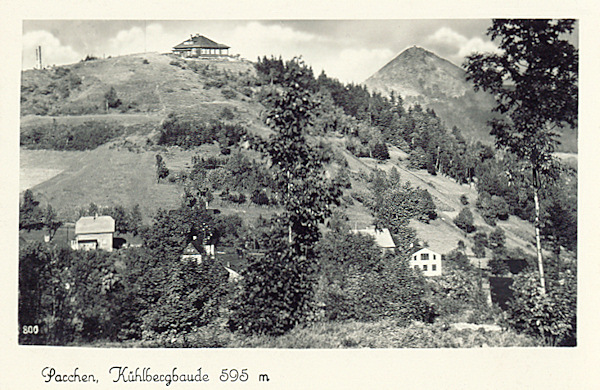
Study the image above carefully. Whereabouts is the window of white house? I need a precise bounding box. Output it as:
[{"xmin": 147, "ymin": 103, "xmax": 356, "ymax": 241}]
[
  {"xmin": 423, "ymin": 265, "xmax": 428, "ymax": 271},
  {"xmin": 414, "ymin": 265, "xmax": 419, "ymax": 271},
  {"xmin": 414, "ymin": 255, "xmax": 417, "ymax": 261},
  {"xmin": 433, "ymin": 254, "xmax": 436, "ymax": 259},
  {"xmin": 432, "ymin": 264, "xmax": 437, "ymax": 271},
  {"xmin": 421, "ymin": 253, "xmax": 429, "ymax": 260}
]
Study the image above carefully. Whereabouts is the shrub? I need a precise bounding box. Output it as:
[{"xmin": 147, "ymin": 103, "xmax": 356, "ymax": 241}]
[
  {"xmin": 428, "ymin": 263, "xmax": 489, "ymax": 320},
  {"xmin": 476, "ymin": 192, "xmax": 510, "ymax": 226},
  {"xmin": 505, "ymin": 268, "xmax": 576, "ymax": 346},
  {"xmin": 345, "ymin": 255, "xmax": 433, "ymax": 324},
  {"xmin": 371, "ymin": 143, "xmax": 390, "ymax": 161},
  {"xmin": 105, "ymin": 86, "xmax": 122, "ymax": 109},
  {"xmin": 454, "ymin": 207, "xmax": 475, "ymax": 233},
  {"xmin": 221, "ymin": 88, "xmax": 237, "ymax": 100},
  {"xmin": 142, "ymin": 258, "xmax": 228, "ymax": 335},
  {"xmin": 221, "ymin": 107, "xmax": 235, "ymax": 121},
  {"xmin": 228, "ymin": 238, "xmax": 316, "ymax": 336}
]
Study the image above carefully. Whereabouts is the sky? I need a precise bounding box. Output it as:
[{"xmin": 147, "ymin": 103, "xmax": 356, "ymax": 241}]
[{"xmin": 19, "ymin": 19, "xmax": 524, "ymax": 83}]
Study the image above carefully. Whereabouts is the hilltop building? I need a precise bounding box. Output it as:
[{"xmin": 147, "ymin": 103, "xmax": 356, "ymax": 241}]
[
  {"xmin": 351, "ymin": 226, "xmax": 396, "ymax": 255},
  {"xmin": 172, "ymin": 34, "xmax": 230, "ymax": 58},
  {"xmin": 409, "ymin": 247, "xmax": 442, "ymax": 277},
  {"xmin": 71, "ymin": 215, "xmax": 115, "ymax": 252}
]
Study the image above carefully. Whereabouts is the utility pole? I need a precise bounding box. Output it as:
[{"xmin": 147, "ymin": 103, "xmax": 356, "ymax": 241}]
[{"xmin": 35, "ymin": 46, "xmax": 43, "ymax": 69}]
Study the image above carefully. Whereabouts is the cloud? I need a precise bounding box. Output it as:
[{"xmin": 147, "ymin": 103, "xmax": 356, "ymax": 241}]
[
  {"xmin": 426, "ymin": 27, "xmax": 499, "ymax": 65},
  {"xmin": 105, "ymin": 23, "xmax": 181, "ymax": 56},
  {"xmin": 221, "ymin": 22, "xmax": 392, "ymax": 83},
  {"xmin": 319, "ymin": 48, "xmax": 395, "ymax": 84},
  {"xmin": 22, "ymin": 30, "xmax": 81, "ymax": 69},
  {"xmin": 224, "ymin": 21, "xmax": 322, "ymax": 61}
]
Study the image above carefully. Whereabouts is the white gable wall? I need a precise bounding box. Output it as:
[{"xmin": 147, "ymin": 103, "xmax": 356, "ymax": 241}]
[{"xmin": 410, "ymin": 248, "xmax": 442, "ymax": 276}]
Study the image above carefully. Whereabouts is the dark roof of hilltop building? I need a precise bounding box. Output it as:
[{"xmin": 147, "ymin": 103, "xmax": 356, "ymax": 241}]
[{"xmin": 173, "ymin": 35, "xmax": 230, "ymax": 50}]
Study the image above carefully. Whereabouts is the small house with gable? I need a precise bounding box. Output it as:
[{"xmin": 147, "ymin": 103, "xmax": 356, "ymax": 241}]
[
  {"xmin": 409, "ymin": 247, "xmax": 442, "ymax": 277},
  {"xmin": 71, "ymin": 215, "xmax": 115, "ymax": 252},
  {"xmin": 351, "ymin": 226, "xmax": 396, "ymax": 255},
  {"xmin": 172, "ymin": 34, "xmax": 230, "ymax": 58}
]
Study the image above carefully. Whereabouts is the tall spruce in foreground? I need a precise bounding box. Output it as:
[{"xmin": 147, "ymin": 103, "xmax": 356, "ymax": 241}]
[
  {"xmin": 229, "ymin": 58, "xmax": 340, "ymax": 335},
  {"xmin": 464, "ymin": 19, "xmax": 578, "ymax": 294}
]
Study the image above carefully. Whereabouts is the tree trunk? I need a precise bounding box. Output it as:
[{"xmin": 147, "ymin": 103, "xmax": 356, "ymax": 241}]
[{"xmin": 533, "ymin": 169, "xmax": 546, "ymax": 294}]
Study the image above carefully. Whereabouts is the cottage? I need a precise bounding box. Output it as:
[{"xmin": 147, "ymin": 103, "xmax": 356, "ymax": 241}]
[
  {"xmin": 180, "ymin": 239, "xmax": 244, "ymax": 283},
  {"xmin": 172, "ymin": 34, "xmax": 230, "ymax": 58},
  {"xmin": 409, "ymin": 247, "xmax": 442, "ymax": 276},
  {"xmin": 71, "ymin": 215, "xmax": 115, "ymax": 252},
  {"xmin": 180, "ymin": 236, "xmax": 215, "ymax": 264},
  {"xmin": 351, "ymin": 226, "xmax": 396, "ymax": 254}
]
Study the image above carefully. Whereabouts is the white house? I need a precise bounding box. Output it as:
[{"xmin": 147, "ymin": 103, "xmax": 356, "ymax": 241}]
[
  {"xmin": 409, "ymin": 247, "xmax": 442, "ymax": 276},
  {"xmin": 71, "ymin": 215, "xmax": 115, "ymax": 252},
  {"xmin": 351, "ymin": 226, "xmax": 396, "ymax": 254}
]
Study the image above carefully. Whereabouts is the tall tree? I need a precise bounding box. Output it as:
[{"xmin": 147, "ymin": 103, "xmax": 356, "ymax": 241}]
[
  {"xmin": 229, "ymin": 58, "xmax": 340, "ymax": 335},
  {"xmin": 464, "ymin": 19, "xmax": 578, "ymax": 293}
]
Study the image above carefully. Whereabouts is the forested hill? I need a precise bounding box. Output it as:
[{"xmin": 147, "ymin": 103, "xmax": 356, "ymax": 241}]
[
  {"xmin": 364, "ymin": 46, "xmax": 577, "ymax": 153},
  {"xmin": 20, "ymin": 53, "xmax": 576, "ymax": 263}
]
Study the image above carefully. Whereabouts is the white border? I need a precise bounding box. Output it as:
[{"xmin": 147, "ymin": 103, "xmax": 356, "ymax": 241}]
[{"xmin": 2, "ymin": 1, "xmax": 599, "ymax": 388}]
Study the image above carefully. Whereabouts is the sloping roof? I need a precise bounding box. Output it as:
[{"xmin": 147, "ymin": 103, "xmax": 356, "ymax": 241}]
[
  {"xmin": 410, "ymin": 247, "xmax": 441, "ymax": 256},
  {"xmin": 75, "ymin": 215, "xmax": 115, "ymax": 235},
  {"xmin": 182, "ymin": 242, "xmax": 203, "ymax": 256},
  {"xmin": 173, "ymin": 35, "xmax": 230, "ymax": 50},
  {"xmin": 352, "ymin": 227, "xmax": 396, "ymax": 248}
]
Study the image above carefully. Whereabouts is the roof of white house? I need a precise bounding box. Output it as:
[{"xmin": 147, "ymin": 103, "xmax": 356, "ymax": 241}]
[
  {"xmin": 410, "ymin": 247, "xmax": 440, "ymax": 256},
  {"xmin": 75, "ymin": 215, "xmax": 115, "ymax": 235},
  {"xmin": 352, "ymin": 227, "xmax": 396, "ymax": 248}
]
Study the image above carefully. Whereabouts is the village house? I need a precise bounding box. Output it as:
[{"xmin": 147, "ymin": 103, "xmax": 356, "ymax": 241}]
[
  {"xmin": 71, "ymin": 215, "xmax": 115, "ymax": 252},
  {"xmin": 172, "ymin": 34, "xmax": 230, "ymax": 58},
  {"xmin": 180, "ymin": 237, "xmax": 242, "ymax": 283},
  {"xmin": 351, "ymin": 226, "xmax": 396, "ymax": 255},
  {"xmin": 409, "ymin": 247, "xmax": 442, "ymax": 277}
]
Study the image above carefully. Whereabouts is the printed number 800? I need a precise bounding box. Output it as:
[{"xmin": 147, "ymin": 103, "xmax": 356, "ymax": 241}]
[{"xmin": 22, "ymin": 325, "xmax": 39, "ymax": 334}]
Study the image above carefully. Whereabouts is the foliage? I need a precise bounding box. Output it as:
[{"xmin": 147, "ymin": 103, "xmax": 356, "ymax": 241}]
[
  {"xmin": 228, "ymin": 233, "xmax": 316, "ymax": 336},
  {"xmin": 142, "ymin": 258, "xmax": 228, "ymax": 335},
  {"xmin": 155, "ymin": 154, "xmax": 170, "ymax": 183},
  {"xmin": 428, "ymin": 263, "xmax": 489, "ymax": 320},
  {"xmin": 488, "ymin": 227, "xmax": 506, "ymax": 254},
  {"xmin": 465, "ymin": 19, "xmax": 578, "ymax": 292},
  {"xmin": 460, "ymin": 194, "xmax": 469, "ymax": 205},
  {"xmin": 505, "ymin": 267, "xmax": 576, "ymax": 346},
  {"xmin": 374, "ymin": 181, "xmax": 437, "ymax": 236},
  {"xmin": 19, "ymin": 189, "xmax": 44, "ymax": 231},
  {"xmin": 229, "ymin": 58, "xmax": 340, "ymax": 336},
  {"xmin": 453, "ymin": 207, "xmax": 475, "ymax": 233},
  {"xmin": 343, "ymin": 255, "xmax": 434, "ymax": 324},
  {"xmin": 445, "ymin": 248, "xmax": 472, "ymax": 271},
  {"xmin": 158, "ymin": 114, "xmax": 247, "ymax": 149},
  {"xmin": 371, "ymin": 142, "xmax": 390, "ymax": 161},
  {"xmin": 104, "ymin": 86, "xmax": 121, "ymax": 109},
  {"xmin": 472, "ymin": 232, "xmax": 488, "ymax": 258},
  {"xmin": 21, "ymin": 120, "xmax": 124, "ymax": 150},
  {"xmin": 18, "ymin": 243, "xmax": 142, "ymax": 345},
  {"xmin": 476, "ymin": 192, "xmax": 509, "ymax": 226}
]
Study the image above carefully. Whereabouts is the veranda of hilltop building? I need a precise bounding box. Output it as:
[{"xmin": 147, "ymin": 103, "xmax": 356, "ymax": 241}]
[{"xmin": 172, "ymin": 34, "xmax": 230, "ymax": 58}]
